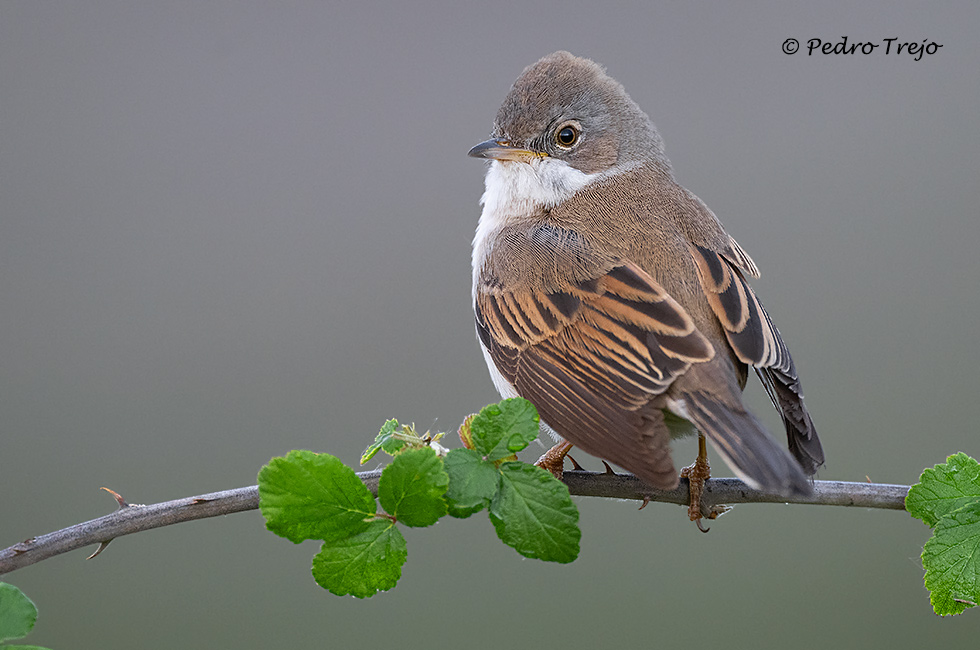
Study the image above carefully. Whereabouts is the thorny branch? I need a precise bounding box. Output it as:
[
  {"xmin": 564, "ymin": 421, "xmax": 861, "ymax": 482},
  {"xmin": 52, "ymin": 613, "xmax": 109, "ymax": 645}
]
[{"xmin": 0, "ymin": 471, "xmax": 909, "ymax": 575}]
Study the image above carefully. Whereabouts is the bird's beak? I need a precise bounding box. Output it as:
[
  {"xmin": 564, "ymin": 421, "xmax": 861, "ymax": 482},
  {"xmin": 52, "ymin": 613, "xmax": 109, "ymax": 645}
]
[{"xmin": 467, "ymin": 139, "xmax": 547, "ymax": 162}]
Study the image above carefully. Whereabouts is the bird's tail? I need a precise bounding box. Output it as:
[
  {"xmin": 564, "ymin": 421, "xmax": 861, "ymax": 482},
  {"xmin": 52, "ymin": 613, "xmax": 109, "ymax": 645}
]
[
  {"xmin": 757, "ymin": 367, "xmax": 825, "ymax": 476},
  {"xmin": 680, "ymin": 390, "xmax": 813, "ymax": 496}
]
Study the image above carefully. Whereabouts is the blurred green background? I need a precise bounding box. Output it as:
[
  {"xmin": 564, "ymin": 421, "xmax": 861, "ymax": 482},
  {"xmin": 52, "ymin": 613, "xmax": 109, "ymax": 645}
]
[{"xmin": 2, "ymin": 1, "xmax": 978, "ymax": 647}]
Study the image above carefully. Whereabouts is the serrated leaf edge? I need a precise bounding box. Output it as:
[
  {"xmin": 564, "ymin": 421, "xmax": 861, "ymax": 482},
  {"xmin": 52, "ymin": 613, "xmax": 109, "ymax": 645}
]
[{"xmin": 922, "ymin": 500, "xmax": 980, "ymax": 616}]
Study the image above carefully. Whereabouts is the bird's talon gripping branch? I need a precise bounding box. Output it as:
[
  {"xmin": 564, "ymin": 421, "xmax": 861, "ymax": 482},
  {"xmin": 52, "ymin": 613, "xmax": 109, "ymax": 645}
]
[
  {"xmin": 535, "ymin": 441, "xmax": 574, "ymax": 480},
  {"xmin": 680, "ymin": 433, "xmax": 713, "ymax": 527}
]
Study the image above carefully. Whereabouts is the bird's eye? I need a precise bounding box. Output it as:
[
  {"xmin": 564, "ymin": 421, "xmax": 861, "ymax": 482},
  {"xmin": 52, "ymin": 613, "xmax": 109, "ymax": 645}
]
[{"xmin": 555, "ymin": 123, "xmax": 580, "ymax": 148}]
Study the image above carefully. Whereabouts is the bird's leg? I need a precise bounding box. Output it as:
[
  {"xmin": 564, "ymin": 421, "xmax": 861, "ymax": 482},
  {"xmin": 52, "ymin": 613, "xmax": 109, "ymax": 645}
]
[
  {"xmin": 535, "ymin": 441, "xmax": 573, "ymax": 480},
  {"xmin": 680, "ymin": 432, "xmax": 712, "ymax": 528}
]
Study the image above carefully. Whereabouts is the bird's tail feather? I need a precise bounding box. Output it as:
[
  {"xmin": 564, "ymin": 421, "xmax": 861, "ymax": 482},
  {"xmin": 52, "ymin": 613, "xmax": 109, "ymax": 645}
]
[
  {"xmin": 756, "ymin": 367, "xmax": 824, "ymax": 475},
  {"xmin": 681, "ymin": 390, "xmax": 813, "ymax": 496}
]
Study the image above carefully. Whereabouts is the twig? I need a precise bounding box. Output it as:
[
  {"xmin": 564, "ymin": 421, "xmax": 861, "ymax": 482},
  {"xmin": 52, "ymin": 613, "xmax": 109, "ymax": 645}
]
[
  {"xmin": 0, "ymin": 471, "xmax": 908, "ymax": 576},
  {"xmin": 559, "ymin": 471, "xmax": 909, "ymax": 509}
]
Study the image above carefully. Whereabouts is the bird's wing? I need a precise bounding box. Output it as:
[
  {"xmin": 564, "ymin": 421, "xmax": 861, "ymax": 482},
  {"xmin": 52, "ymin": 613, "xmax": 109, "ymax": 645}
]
[
  {"xmin": 689, "ymin": 243, "xmax": 824, "ymax": 473},
  {"xmin": 721, "ymin": 236, "xmax": 760, "ymax": 279},
  {"xmin": 475, "ymin": 262, "xmax": 713, "ymax": 488}
]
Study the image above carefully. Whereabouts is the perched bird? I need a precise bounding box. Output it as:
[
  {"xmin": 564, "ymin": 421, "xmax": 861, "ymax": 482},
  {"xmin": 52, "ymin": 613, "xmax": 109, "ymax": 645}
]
[{"xmin": 468, "ymin": 51, "xmax": 824, "ymax": 521}]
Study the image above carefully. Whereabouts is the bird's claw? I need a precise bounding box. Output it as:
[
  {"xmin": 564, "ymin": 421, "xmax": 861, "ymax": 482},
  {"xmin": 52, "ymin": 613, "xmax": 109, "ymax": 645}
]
[
  {"xmin": 535, "ymin": 441, "xmax": 573, "ymax": 480},
  {"xmin": 681, "ymin": 441, "xmax": 713, "ymax": 530}
]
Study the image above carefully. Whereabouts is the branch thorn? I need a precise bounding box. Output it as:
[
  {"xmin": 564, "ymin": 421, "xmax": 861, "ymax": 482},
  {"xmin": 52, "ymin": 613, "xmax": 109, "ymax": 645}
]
[
  {"xmin": 86, "ymin": 540, "xmax": 113, "ymax": 560},
  {"xmin": 101, "ymin": 487, "xmax": 129, "ymax": 509}
]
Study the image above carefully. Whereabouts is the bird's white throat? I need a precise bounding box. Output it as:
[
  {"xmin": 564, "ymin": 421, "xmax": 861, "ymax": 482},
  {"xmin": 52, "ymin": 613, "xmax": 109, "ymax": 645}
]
[
  {"xmin": 472, "ymin": 158, "xmax": 596, "ymax": 284},
  {"xmin": 479, "ymin": 157, "xmax": 595, "ymax": 222}
]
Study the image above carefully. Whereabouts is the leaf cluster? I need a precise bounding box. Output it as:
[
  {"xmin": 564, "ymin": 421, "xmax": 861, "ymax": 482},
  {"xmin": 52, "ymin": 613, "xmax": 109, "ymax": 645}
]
[
  {"xmin": 258, "ymin": 398, "xmax": 580, "ymax": 597},
  {"xmin": 906, "ymin": 452, "xmax": 980, "ymax": 616}
]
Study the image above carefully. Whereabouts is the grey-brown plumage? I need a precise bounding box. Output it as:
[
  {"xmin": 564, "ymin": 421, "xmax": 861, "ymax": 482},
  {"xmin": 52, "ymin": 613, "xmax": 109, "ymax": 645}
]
[{"xmin": 469, "ymin": 51, "xmax": 823, "ymax": 495}]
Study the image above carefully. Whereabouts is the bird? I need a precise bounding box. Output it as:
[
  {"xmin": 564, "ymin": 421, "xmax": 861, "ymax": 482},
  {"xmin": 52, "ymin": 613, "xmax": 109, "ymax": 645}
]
[{"xmin": 468, "ymin": 51, "xmax": 824, "ymax": 523}]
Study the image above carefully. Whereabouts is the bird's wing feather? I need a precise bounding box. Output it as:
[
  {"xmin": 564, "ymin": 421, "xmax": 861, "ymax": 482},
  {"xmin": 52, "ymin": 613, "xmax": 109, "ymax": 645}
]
[
  {"xmin": 689, "ymin": 244, "xmax": 824, "ymax": 472},
  {"xmin": 721, "ymin": 236, "xmax": 761, "ymax": 279},
  {"xmin": 476, "ymin": 262, "xmax": 713, "ymax": 488}
]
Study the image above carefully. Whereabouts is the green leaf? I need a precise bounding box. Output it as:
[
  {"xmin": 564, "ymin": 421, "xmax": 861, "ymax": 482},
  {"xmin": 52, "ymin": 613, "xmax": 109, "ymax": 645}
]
[
  {"xmin": 258, "ymin": 450, "xmax": 377, "ymax": 543},
  {"xmin": 444, "ymin": 448, "xmax": 501, "ymax": 518},
  {"xmin": 4, "ymin": 645, "xmax": 52, "ymax": 649},
  {"xmin": 312, "ymin": 519, "xmax": 407, "ymax": 598},
  {"xmin": 457, "ymin": 413, "xmax": 476, "ymax": 450},
  {"xmin": 922, "ymin": 501, "xmax": 980, "ymax": 616},
  {"xmin": 377, "ymin": 447, "xmax": 449, "ymax": 527},
  {"xmin": 361, "ymin": 419, "xmax": 404, "ymax": 464},
  {"xmin": 489, "ymin": 462, "xmax": 580, "ymax": 563},
  {"xmin": 470, "ymin": 398, "xmax": 540, "ymax": 461},
  {"xmin": 0, "ymin": 582, "xmax": 38, "ymax": 643},
  {"xmin": 907, "ymin": 452, "xmax": 980, "ymax": 527},
  {"xmin": 663, "ymin": 408, "xmax": 699, "ymax": 439}
]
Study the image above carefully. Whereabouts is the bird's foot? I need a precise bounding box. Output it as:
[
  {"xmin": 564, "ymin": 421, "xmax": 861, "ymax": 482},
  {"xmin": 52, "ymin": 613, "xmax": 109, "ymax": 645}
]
[
  {"xmin": 680, "ymin": 454, "xmax": 712, "ymax": 527},
  {"xmin": 535, "ymin": 441, "xmax": 573, "ymax": 480}
]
